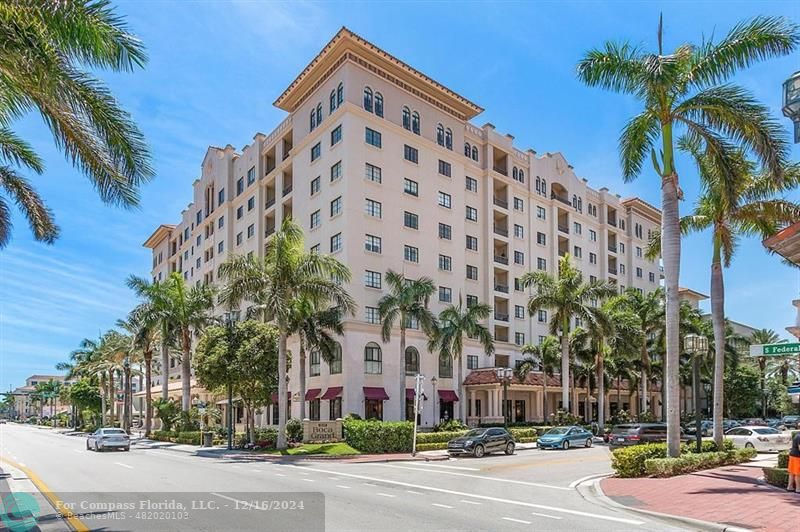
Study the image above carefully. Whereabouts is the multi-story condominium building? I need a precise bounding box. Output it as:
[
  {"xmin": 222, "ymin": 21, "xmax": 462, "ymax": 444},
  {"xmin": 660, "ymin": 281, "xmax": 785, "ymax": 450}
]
[
  {"xmin": 10, "ymin": 375, "xmax": 73, "ymax": 419},
  {"xmin": 144, "ymin": 28, "xmax": 664, "ymax": 428}
]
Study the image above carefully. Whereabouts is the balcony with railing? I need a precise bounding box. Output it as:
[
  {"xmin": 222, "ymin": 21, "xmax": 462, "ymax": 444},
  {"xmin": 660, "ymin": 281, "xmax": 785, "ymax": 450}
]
[
  {"xmin": 558, "ymin": 224, "xmax": 569, "ymax": 234},
  {"xmin": 608, "ymin": 243, "xmax": 617, "ymax": 253},
  {"xmin": 608, "ymin": 266, "xmax": 617, "ymax": 275},
  {"xmin": 494, "ymin": 254, "xmax": 509, "ymax": 265},
  {"xmin": 493, "ymin": 196, "xmax": 508, "ymax": 209},
  {"xmin": 266, "ymin": 197, "xmax": 276, "ymax": 209},
  {"xmin": 282, "ymin": 184, "xmax": 293, "ymax": 197},
  {"xmin": 494, "ymin": 312, "xmax": 509, "ymax": 322},
  {"xmin": 493, "ymin": 224, "xmax": 508, "ymax": 237},
  {"xmin": 494, "ymin": 283, "xmax": 509, "ymax": 294}
]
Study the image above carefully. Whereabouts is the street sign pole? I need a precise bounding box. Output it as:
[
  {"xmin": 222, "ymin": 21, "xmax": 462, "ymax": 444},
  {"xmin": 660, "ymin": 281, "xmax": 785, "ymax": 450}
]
[{"xmin": 411, "ymin": 374, "xmax": 424, "ymax": 457}]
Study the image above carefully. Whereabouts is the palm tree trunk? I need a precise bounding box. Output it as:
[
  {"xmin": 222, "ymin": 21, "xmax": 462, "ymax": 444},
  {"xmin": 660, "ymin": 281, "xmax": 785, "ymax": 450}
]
[
  {"xmin": 542, "ymin": 379, "xmax": 548, "ymax": 422},
  {"xmin": 399, "ymin": 325, "xmax": 407, "ymax": 421},
  {"xmin": 560, "ymin": 324, "xmax": 569, "ymax": 414},
  {"xmin": 759, "ymin": 359, "xmax": 766, "ymax": 419},
  {"xmin": 108, "ymin": 371, "xmax": 115, "ymax": 424},
  {"xmin": 181, "ymin": 328, "xmax": 192, "ymax": 411},
  {"xmin": 299, "ymin": 342, "xmax": 307, "ymax": 421},
  {"xmin": 661, "ymin": 133, "xmax": 682, "ymax": 457},
  {"xmin": 640, "ymin": 344, "xmax": 649, "ymax": 415},
  {"xmin": 597, "ymin": 351, "xmax": 605, "ymax": 429},
  {"xmin": 123, "ymin": 368, "xmax": 130, "ymax": 432},
  {"xmin": 277, "ymin": 331, "xmax": 288, "ymax": 450},
  {"xmin": 161, "ymin": 341, "xmax": 170, "ymax": 400},
  {"xmin": 457, "ymin": 354, "xmax": 465, "ymax": 422},
  {"xmin": 710, "ymin": 244, "xmax": 725, "ymax": 449},
  {"xmin": 100, "ymin": 375, "xmax": 107, "ymax": 426},
  {"xmin": 145, "ymin": 352, "xmax": 153, "ymax": 437},
  {"xmin": 617, "ymin": 376, "xmax": 622, "ymax": 415}
]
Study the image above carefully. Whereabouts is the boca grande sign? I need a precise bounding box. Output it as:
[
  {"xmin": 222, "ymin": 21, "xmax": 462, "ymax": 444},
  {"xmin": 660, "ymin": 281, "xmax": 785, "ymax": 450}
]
[{"xmin": 302, "ymin": 419, "xmax": 343, "ymax": 443}]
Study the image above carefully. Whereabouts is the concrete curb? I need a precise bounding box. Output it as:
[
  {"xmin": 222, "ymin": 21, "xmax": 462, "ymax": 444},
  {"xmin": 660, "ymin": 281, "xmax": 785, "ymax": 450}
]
[{"xmin": 576, "ymin": 477, "xmax": 751, "ymax": 532}]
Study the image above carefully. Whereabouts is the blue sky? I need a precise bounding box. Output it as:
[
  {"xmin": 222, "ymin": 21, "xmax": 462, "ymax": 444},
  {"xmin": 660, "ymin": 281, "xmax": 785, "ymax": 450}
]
[{"xmin": 2, "ymin": 1, "xmax": 799, "ymax": 391}]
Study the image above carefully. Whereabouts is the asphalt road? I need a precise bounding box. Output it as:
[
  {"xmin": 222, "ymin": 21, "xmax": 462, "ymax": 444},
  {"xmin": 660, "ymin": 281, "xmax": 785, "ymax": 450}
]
[{"xmin": 0, "ymin": 423, "xmax": 678, "ymax": 532}]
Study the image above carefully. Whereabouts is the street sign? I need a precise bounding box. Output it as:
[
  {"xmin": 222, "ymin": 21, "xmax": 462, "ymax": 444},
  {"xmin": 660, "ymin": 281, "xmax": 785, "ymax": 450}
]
[{"xmin": 749, "ymin": 343, "xmax": 800, "ymax": 356}]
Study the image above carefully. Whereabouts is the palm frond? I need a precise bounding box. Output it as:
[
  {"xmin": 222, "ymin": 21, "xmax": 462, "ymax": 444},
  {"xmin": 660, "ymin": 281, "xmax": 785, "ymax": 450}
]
[{"xmin": 0, "ymin": 165, "xmax": 58, "ymax": 247}]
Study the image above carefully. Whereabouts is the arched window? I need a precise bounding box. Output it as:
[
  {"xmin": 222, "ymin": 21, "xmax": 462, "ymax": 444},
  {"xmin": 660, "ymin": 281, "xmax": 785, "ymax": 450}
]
[
  {"xmin": 310, "ymin": 110, "xmax": 316, "ymax": 131},
  {"xmin": 374, "ymin": 92, "xmax": 384, "ymax": 118},
  {"xmin": 518, "ymin": 169, "xmax": 524, "ymax": 183},
  {"xmin": 363, "ymin": 87, "xmax": 373, "ymax": 112},
  {"xmin": 329, "ymin": 90, "xmax": 336, "ymax": 113},
  {"xmin": 572, "ymin": 194, "xmax": 577, "ymax": 208},
  {"xmin": 464, "ymin": 142, "xmax": 471, "ymax": 157},
  {"xmin": 364, "ymin": 342, "xmax": 382, "ymax": 374},
  {"xmin": 445, "ymin": 128, "xmax": 453, "ymax": 150},
  {"xmin": 541, "ymin": 178, "xmax": 547, "ymax": 196},
  {"xmin": 411, "ymin": 112, "xmax": 420, "ymax": 135},
  {"xmin": 316, "ymin": 103, "xmax": 322, "ymax": 126},
  {"xmin": 471, "ymin": 145, "xmax": 478, "ymax": 161},
  {"xmin": 405, "ymin": 346, "xmax": 419, "ymax": 375},
  {"xmin": 336, "ymin": 82, "xmax": 344, "ymax": 106},
  {"xmin": 436, "ymin": 124, "xmax": 445, "ymax": 146},
  {"xmin": 535, "ymin": 177, "xmax": 541, "ymax": 193},
  {"xmin": 402, "ymin": 107, "xmax": 411, "ymax": 130},
  {"xmin": 329, "ymin": 343, "xmax": 342, "ymax": 374},
  {"xmin": 577, "ymin": 198, "xmax": 583, "ymax": 212},
  {"xmin": 512, "ymin": 167, "xmax": 518, "ymax": 180},
  {"xmin": 310, "ymin": 350, "xmax": 321, "ymax": 377}
]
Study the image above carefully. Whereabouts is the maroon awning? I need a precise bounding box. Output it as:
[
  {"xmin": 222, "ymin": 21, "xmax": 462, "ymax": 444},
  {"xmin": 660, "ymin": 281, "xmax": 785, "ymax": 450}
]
[
  {"xmin": 305, "ymin": 388, "xmax": 321, "ymax": 401},
  {"xmin": 406, "ymin": 388, "xmax": 415, "ymax": 400},
  {"xmin": 438, "ymin": 389, "xmax": 459, "ymax": 402},
  {"xmin": 270, "ymin": 392, "xmax": 291, "ymax": 403},
  {"xmin": 320, "ymin": 386, "xmax": 342, "ymax": 400},
  {"xmin": 363, "ymin": 386, "xmax": 389, "ymax": 401}
]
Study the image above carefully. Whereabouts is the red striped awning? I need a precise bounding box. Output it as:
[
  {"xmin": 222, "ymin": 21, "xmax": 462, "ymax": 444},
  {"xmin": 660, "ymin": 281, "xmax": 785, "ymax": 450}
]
[
  {"xmin": 406, "ymin": 388, "xmax": 415, "ymax": 400},
  {"xmin": 270, "ymin": 392, "xmax": 291, "ymax": 403},
  {"xmin": 363, "ymin": 386, "xmax": 389, "ymax": 401},
  {"xmin": 305, "ymin": 388, "xmax": 322, "ymax": 401},
  {"xmin": 438, "ymin": 389, "xmax": 459, "ymax": 402},
  {"xmin": 320, "ymin": 386, "xmax": 342, "ymax": 400}
]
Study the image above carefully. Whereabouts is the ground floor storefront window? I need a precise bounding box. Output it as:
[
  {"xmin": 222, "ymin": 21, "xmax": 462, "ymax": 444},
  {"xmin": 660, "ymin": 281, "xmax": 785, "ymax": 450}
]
[
  {"xmin": 365, "ymin": 399, "xmax": 383, "ymax": 420},
  {"xmin": 329, "ymin": 397, "xmax": 342, "ymax": 420},
  {"xmin": 439, "ymin": 400, "xmax": 454, "ymax": 422},
  {"xmin": 309, "ymin": 399, "xmax": 320, "ymax": 421},
  {"xmin": 514, "ymin": 400, "xmax": 525, "ymax": 423}
]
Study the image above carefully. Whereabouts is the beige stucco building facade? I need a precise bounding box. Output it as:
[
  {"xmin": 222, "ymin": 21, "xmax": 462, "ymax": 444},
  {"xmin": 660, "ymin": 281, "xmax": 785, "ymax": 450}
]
[{"xmin": 144, "ymin": 28, "xmax": 665, "ymax": 427}]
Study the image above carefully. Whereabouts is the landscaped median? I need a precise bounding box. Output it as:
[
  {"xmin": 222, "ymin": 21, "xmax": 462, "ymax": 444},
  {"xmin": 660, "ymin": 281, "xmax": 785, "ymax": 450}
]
[
  {"xmin": 762, "ymin": 451, "xmax": 789, "ymax": 489},
  {"xmin": 610, "ymin": 439, "xmax": 756, "ymax": 478}
]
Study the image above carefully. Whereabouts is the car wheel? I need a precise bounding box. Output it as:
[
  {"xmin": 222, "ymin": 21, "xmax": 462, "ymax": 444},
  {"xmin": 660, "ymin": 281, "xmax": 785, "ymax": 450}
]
[
  {"xmin": 585, "ymin": 438, "xmax": 593, "ymax": 448},
  {"xmin": 505, "ymin": 442, "xmax": 515, "ymax": 455},
  {"xmin": 745, "ymin": 442, "xmax": 755, "ymax": 449},
  {"xmin": 473, "ymin": 444, "xmax": 485, "ymax": 458},
  {"xmin": 124, "ymin": 446, "xmax": 130, "ymax": 452},
  {"xmin": 561, "ymin": 440, "xmax": 570, "ymax": 450}
]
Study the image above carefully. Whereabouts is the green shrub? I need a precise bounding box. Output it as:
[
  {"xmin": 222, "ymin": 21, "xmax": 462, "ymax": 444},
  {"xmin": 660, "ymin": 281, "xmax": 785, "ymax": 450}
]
[
  {"xmin": 645, "ymin": 451, "xmax": 730, "ymax": 477},
  {"xmin": 778, "ymin": 451, "xmax": 789, "ymax": 469},
  {"xmin": 174, "ymin": 431, "xmax": 201, "ymax": 445},
  {"xmin": 619, "ymin": 443, "xmax": 755, "ymax": 478},
  {"xmin": 416, "ymin": 431, "xmax": 467, "ymax": 444},
  {"xmin": 286, "ymin": 418, "xmax": 303, "ymax": 442},
  {"xmin": 434, "ymin": 419, "xmax": 468, "ymax": 432},
  {"xmin": 255, "ymin": 428, "xmax": 279, "ymax": 443},
  {"xmin": 151, "ymin": 430, "xmax": 175, "ymax": 442},
  {"xmin": 343, "ymin": 420, "xmax": 414, "ymax": 453},
  {"xmin": 682, "ymin": 439, "xmax": 734, "ymax": 454},
  {"xmin": 509, "ymin": 428, "xmax": 538, "ymax": 440},
  {"xmin": 763, "ymin": 467, "xmax": 789, "ymax": 488},
  {"xmin": 518, "ymin": 437, "xmax": 538, "ymax": 443},
  {"xmin": 416, "ymin": 442, "xmax": 448, "ymax": 452},
  {"xmin": 611, "ymin": 443, "xmax": 668, "ymax": 478}
]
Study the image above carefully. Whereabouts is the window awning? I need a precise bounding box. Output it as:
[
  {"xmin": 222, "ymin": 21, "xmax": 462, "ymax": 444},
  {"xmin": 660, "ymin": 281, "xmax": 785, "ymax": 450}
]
[
  {"xmin": 406, "ymin": 388, "xmax": 416, "ymax": 400},
  {"xmin": 305, "ymin": 388, "xmax": 322, "ymax": 401},
  {"xmin": 270, "ymin": 392, "xmax": 291, "ymax": 403},
  {"xmin": 363, "ymin": 386, "xmax": 389, "ymax": 401},
  {"xmin": 438, "ymin": 389, "xmax": 459, "ymax": 402},
  {"xmin": 320, "ymin": 386, "xmax": 343, "ymax": 400}
]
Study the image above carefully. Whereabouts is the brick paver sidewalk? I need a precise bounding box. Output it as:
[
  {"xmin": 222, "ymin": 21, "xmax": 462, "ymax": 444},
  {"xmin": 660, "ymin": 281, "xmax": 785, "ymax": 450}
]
[{"xmin": 601, "ymin": 463, "xmax": 800, "ymax": 531}]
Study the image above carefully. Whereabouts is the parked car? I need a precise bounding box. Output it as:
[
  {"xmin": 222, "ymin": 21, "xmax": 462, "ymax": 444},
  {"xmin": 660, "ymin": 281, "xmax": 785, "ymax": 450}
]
[
  {"xmin": 608, "ymin": 423, "xmax": 691, "ymax": 449},
  {"xmin": 0, "ymin": 419, "xmax": 7, "ymax": 424},
  {"xmin": 724, "ymin": 426, "xmax": 791, "ymax": 452},
  {"xmin": 86, "ymin": 428, "xmax": 130, "ymax": 452},
  {"xmin": 767, "ymin": 419, "xmax": 788, "ymax": 431},
  {"xmin": 684, "ymin": 420, "xmax": 713, "ymax": 437},
  {"xmin": 741, "ymin": 418, "xmax": 767, "ymax": 426},
  {"xmin": 447, "ymin": 428, "xmax": 515, "ymax": 458},
  {"xmin": 537, "ymin": 426, "xmax": 593, "ymax": 450},
  {"xmin": 781, "ymin": 415, "xmax": 800, "ymax": 429},
  {"xmin": 722, "ymin": 419, "xmax": 741, "ymax": 432}
]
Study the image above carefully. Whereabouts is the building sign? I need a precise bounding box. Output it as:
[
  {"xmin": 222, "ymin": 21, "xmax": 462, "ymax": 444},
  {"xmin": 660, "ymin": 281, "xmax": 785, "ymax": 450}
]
[
  {"xmin": 303, "ymin": 419, "xmax": 343, "ymax": 443},
  {"xmin": 749, "ymin": 343, "xmax": 800, "ymax": 356}
]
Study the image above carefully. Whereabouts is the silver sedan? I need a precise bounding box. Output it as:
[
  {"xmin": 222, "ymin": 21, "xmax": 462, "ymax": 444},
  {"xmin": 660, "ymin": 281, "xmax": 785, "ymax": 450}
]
[
  {"xmin": 86, "ymin": 428, "xmax": 130, "ymax": 452},
  {"xmin": 724, "ymin": 425, "xmax": 791, "ymax": 452}
]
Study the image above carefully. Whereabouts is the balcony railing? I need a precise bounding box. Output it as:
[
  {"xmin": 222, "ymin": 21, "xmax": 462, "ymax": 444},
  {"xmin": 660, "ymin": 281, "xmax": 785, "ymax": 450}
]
[
  {"xmin": 558, "ymin": 224, "xmax": 569, "ymax": 234},
  {"xmin": 493, "ymin": 197, "xmax": 508, "ymax": 209},
  {"xmin": 607, "ymin": 218, "xmax": 617, "ymax": 227},
  {"xmin": 493, "ymin": 225, "xmax": 508, "ymax": 237},
  {"xmin": 608, "ymin": 266, "xmax": 618, "ymax": 275},
  {"xmin": 494, "ymin": 284, "xmax": 509, "ymax": 293},
  {"xmin": 265, "ymin": 227, "xmax": 276, "ymax": 237},
  {"xmin": 492, "ymin": 165, "xmax": 508, "ymax": 176},
  {"xmin": 282, "ymin": 184, "xmax": 293, "ymax": 196},
  {"xmin": 558, "ymin": 250, "xmax": 568, "ymax": 257},
  {"xmin": 266, "ymin": 197, "xmax": 276, "ymax": 209},
  {"xmin": 551, "ymin": 192, "xmax": 571, "ymax": 206},
  {"xmin": 494, "ymin": 312, "xmax": 509, "ymax": 322},
  {"xmin": 608, "ymin": 244, "xmax": 617, "ymax": 253},
  {"xmin": 494, "ymin": 255, "xmax": 509, "ymax": 265}
]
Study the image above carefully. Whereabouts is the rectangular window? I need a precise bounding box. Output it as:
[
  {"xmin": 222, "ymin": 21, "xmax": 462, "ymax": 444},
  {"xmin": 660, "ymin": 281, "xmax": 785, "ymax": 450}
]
[
  {"xmin": 403, "ymin": 178, "xmax": 418, "ymax": 196},
  {"xmin": 636, "ymin": 246, "xmax": 643, "ymax": 257},
  {"xmin": 438, "ymin": 223, "xmax": 451, "ymax": 240},
  {"xmin": 439, "ymin": 355, "xmax": 452, "ymax": 378},
  {"xmin": 330, "ymin": 233, "xmax": 342, "ymax": 253},
  {"xmin": 636, "ymin": 267, "xmax": 643, "ymax": 278},
  {"xmin": 467, "ymin": 355, "xmax": 479, "ymax": 370},
  {"xmin": 515, "ymin": 305, "xmax": 525, "ymax": 319},
  {"xmin": 404, "ymin": 211, "xmax": 419, "ymax": 230},
  {"xmin": 364, "ymin": 270, "xmax": 381, "ymax": 289},
  {"xmin": 310, "ymin": 350, "xmax": 321, "ymax": 377},
  {"xmin": 574, "ymin": 222, "xmax": 582, "ymax": 235},
  {"xmin": 365, "ymin": 163, "xmax": 382, "ymax": 183},
  {"xmin": 538, "ymin": 310, "xmax": 547, "ymax": 323},
  {"xmin": 438, "ymin": 160, "xmax": 452, "ymax": 177},
  {"xmin": 620, "ymin": 264, "xmax": 626, "ymax": 274},
  {"xmin": 329, "ymin": 349, "xmax": 342, "ymax": 375},
  {"xmin": 514, "ymin": 224, "xmax": 524, "ymax": 238},
  {"xmin": 236, "ymin": 206, "xmax": 243, "ymax": 220},
  {"xmin": 310, "ymin": 176, "xmax": 321, "ymax": 195},
  {"xmin": 404, "ymin": 245, "xmax": 419, "ymax": 263},
  {"xmin": 310, "ymin": 244, "xmax": 320, "ymax": 254},
  {"xmin": 465, "ymin": 206, "xmax": 477, "ymax": 222},
  {"xmin": 619, "ymin": 242, "xmax": 625, "ymax": 253},
  {"xmin": 439, "ymin": 254, "xmax": 452, "ymax": 271},
  {"xmin": 466, "ymin": 264, "xmax": 478, "ymax": 280},
  {"xmin": 311, "ymin": 142, "xmax": 321, "ymax": 162},
  {"xmin": 196, "ymin": 210, "xmax": 202, "ymax": 224},
  {"xmin": 514, "ymin": 277, "xmax": 523, "ymax": 291},
  {"xmin": 437, "ymin": 191, "xmax": 451, "ymax": 209},
  {"xmin": 536, "ymin": 232, "xmax": 546, "ymax": 245},
  {"xmin": 236, "ymin": 177, "xmax": 244, "ymax": 195},
  {"xmin": 536, "ymin": 206, "xmax": 546, "ymax": 220},
  {"xmin": 513, "ymin": 197, "xmax": 524, "ymax": 211},
  {"xmin": 330, "ymin": 161, "xmax": 342, "ymax": 182},
  {"xmin": 649, "ymin": 272, "xmax": 656, "ymax": 282},
  {"xmin": 365, "ymin": 234, "xmax": 381, "ymax": 253},
  {"xmin": 218, "ymin": 241, "xmax": 224, "ymax": 253},
  {"xmin": 218, "ymin": 188, "xmax": 225, "ymax": 205},
  {"xmin": 465, "ymin": 176, "xmax": 478, "ymax": 192},
  {"xmin": 403, "ymin": 144, "xmax": 418, "ymax": 163},
  {"xmin": 364, "ymin": 345, "xmax": 382, "ymax": 375},
  {"xmin": 574, "ymin": 246, "xmax": 582, "ymax": 259},
  {"xmin": 537, "ymin": 257, "xmax": 546, "ymax": 270},
  {"xmin": 247, "ymin": 224, "xmax": 254, "ymax": 238},
  {"xmin": 514, "ymin": 251, "xmax": 524, "ymax": 265},
  {"xmin": 247, "ymin": 196, "xmax": 255, "ymax": 211},
  {"xmin": 330, "ymin": 196, "xmax": 342, "ymax": 217},
  {"xmin": 365, "ymin": 128, "xmax": 382, "ymax": 148},
  {"xmin": 218, "ymin": 216, "xmax": 224, "ymax": 229},
  {"xmin": 466, "ymin": 235, "xmax": 478, "ymax": 251},
  {"xmin": 365, "ymin": 198, "xmax": 382, "ymax": 218},
  {"xmin": 589, "ymin": 229, "xmax": 597, "ymax": 242},
  {"xmin": 438, "ymin": 286, "xmax": 452, "ymax": 303},
  {"xmin": 330, "ymin": 125, "xmax": 342, "ymax": 145},
  {"xmin": 589, "ymin": 252, "xmax": 597, "ymax": 264},
  {"xmin": 515, "ymin": 333, "xmax": 525, "ymax": 346},
  {"xmin": 310, "ymin": 210, "xmax": 321, "ymax": 229},
  {"xmin": 365, "ymin": 306, "xmax": 380, "ymax": 324},
  {"xmin": 466, "ymin": 295, "xmax": 478, "ymax": 308},
  {"xmin": 247, "ymin": 166, "xmax": 256, "ymax": 185}
]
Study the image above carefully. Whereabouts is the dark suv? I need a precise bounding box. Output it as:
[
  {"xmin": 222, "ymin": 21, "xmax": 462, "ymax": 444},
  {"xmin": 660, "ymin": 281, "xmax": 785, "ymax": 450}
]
[
  {"xmin": 447, "ymin": 428, "xmax": 515, "ymax": 458},
  {"xmin": 609, "ymin": 423, "xmax": 690, "ymax": 449}
]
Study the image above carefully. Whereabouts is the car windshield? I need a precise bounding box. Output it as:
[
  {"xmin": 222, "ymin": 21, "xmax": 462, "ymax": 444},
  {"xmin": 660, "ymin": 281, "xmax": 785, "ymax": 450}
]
[
  {"xmin": 545, "ymin": 427, "xmax": 569, "ymax": 435},
  {"xmin": 464, "ymin": 430, "xmax": 486, "ymax": 438},
  {"xmin": 752, "ymin": 427, "xmax": 779, "ymax": 435},
  {"xmin": 103, "ymin": 429, "xmax": 126, "ymax": 435}
]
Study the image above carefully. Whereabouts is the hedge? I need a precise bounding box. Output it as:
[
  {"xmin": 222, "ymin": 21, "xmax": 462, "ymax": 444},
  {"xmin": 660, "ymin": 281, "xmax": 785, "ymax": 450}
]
[
  {"xmin": 644, "ymin": 448, "xmax": 756, "ymax": 478},
  {"xmin": 343, "ymin": 420, "xmax": 414, "ymax": 453},
  {"xmin": 763, "ymin": 467, "xmax": 789, "ymax": 488},
  {"xmin": 778, "ymin": 451, "xmax": 789, "ymax": 469},
  {"xmin": 417, "ymin": 431, "xmax": 467, "ymax": 444},
  {"xmin": 611, "ymin": 439, "xmax": 736, "ymax": 478},
  {"xmin": 416, "ymin": 443, "xmax": 447, "ymax": 451}
]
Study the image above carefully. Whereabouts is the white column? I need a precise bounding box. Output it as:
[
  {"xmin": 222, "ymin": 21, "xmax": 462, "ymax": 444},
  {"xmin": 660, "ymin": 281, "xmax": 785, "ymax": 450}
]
[
  {"xmin": 470, "ymin": 391, "xmax": 476, "ymax": 418},
  {"xmin": 536, "ymin": 390, "xmax": 544, "ymax": 421},
  {"xmin": 488, "ymin": 389, "xmax": 494, "ymax": 417}
]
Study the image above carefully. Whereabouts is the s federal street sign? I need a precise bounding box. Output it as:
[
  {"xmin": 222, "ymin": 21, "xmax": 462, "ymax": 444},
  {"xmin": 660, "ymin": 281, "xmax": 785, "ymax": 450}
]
[{"xmin": 749, "ymin": 343, "xmax": 800, "ymax": 356}]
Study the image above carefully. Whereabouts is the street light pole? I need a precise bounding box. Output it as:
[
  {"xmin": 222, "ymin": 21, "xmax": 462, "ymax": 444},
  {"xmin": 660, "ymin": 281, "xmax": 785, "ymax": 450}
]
[
  {"xmin": 411, "ymin": 374, "xmax": 424, "ymax": 457},
  {"xmin": 685, "ymin": 334, "xmax": 708, "ymax": 453},
  {"xmin": 224, "ymin": 311, "xmax": 237, "ymax": 451},
  {"xmin": 496, "ymin": 367, "xmax": 513, "ymax": 429}
]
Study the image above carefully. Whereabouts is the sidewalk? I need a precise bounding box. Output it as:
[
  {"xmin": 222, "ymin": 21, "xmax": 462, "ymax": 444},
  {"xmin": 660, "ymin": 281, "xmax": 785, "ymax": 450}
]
[{"xmin": 598, "ymin": 456, "xmax": 799, "ymax": 532}]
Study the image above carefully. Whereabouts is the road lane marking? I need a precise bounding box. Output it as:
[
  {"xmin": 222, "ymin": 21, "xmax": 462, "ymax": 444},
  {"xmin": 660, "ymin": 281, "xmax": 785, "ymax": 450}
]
[
  {"xmin": 336, "ymin": 485, "xmax": 351, "ymax": 489},
  {"xmin": 293, "ymin": 464, "xmax": 644, "ymax": 525},
  {"xmin": 503, "ymin": 517, "xmax": 531, "ymax": 525},
  {"xmin": 432, "ymin": 503, "xmax": 454, "ymax": 509},
  {"xmin": 407, "ymin": 490, "xmax": 424, "ymax": 495},
  {"xmin": 328, "ymin": 476, "xmax": 339, "ymax": 480},
  {"xmin": 531, "ymin": 512, "xmax": 562, "ymax": 520},
  {"xmin": 408, "ymin": 463, "xmax": 479, "ymax": 471},
  {"xmin": 377, "ymin": 493, "xmax": 395, "ymax": 498},
  {"xmin": 302, "ymin": 478, "xmax": 314, "ymax": 482},
  {"xmin": 460, "ymin": 499, "xmax": 481, "ymax": 505},
  {"xmin": 373, "ymin": 464, "xmax": 571, "ymax": 491},
  {"xmin": 569, "ymin": 473, "xmax": 610, "ymax": 489},
  {"xmin": 275, "ymin": 473, "xmax": 286, "ymax": 477},
  {"xmin": 114, "ymin": 462, "xmax": 134, "ymax": 469}
]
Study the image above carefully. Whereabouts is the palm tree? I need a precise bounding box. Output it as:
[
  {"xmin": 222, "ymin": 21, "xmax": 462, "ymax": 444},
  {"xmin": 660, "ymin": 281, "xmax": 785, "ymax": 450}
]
[
  {"xmin": 521, "ymin": 254, "xmax": 616, "ymax": 415},
  {"xmin": 606, "ymin": 349, "xmax": 635, "ymax": 417},
  {"xmin": 0, "ymin": 1, "xmax": 153, "ymax": 247},
  {"xmin": 117, "ymin": 309, "xmax": 158, "ymax": 435},
  {"xmin": 378, "ymin": 270, "xmax": 438, "ymax": 420},
  {"xmin": 516, "ymin": 336, "xmax": 560, "ymax": 421},
  {"xmin": 428, "ymin": 295, "xmax": 494, "ymax": 421},
  {"xmin": 219, "ymin": 218, "xmax": 354, "ymax": 450},
  {"xmin": 577, "ymin": 15, "xmax": 798, "ymax": 456},
  {"xmin": 750, "ymin": 329, "xmax": 783, "ymax": 419}
]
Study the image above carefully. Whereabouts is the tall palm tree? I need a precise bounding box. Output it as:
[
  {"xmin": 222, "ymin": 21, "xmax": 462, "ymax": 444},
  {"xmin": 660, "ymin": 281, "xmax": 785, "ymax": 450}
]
[
  {"xmin": 606, "ymin": 348, "xmax": 635, "ymax": 417},
  {"xmin": 521, "ymin": 254, "xmax": 616, "ymax": 415},
  {"xmin": 378, "ymin": 270, "xmax": 438, "ymax": 421},
  {"xmin": 117, "ymin": 309, "xmax": 158, "ymax": 435},
  {"xmin": 516, "ymin": 336, "xmax": 560, "ymax": 421},
  {"xmin": 0, "ymin": 1, "xmax": 153, "ymax": 247},
  {"xmin": 577, "ymin": 15, "xmax": 798, "ymax": 456},
  {"xmin": 219, "ymin": 218, "xmax": 354, "ymax": 450},
  {"xmin": 428, "ymin": 295, "xmax": 494, "ymax": 421},
  {"xmin": 750, "ymin": 329, "xmax": 782, "ymax": 418}
]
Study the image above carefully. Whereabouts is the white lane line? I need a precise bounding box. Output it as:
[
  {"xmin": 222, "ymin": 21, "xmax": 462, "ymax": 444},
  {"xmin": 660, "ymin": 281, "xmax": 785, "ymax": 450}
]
[
  {"xmin": 328, "ymin": 476, "xmax": 339, "ymax": 480},
  {"xmin": 301, "ymin": 479, "xmax": 314, "ymax": 482},
  {"xmin": 407, "ymin": 490, "xmax": 424, "ymax": 495},
  {"xmin": 460, "ymin": 499, "xmax": 481, "ymax": 505},
  {"xmin": 363, "ymin": 482, "xmax": 377, "ymax": 487},
  {"xmin": 373, "ymin": 464, "xmax": 571, "ymax": 491},
  {"xmin": 377, "ymin": 493, "xmax": 395, "ymax": 498},
  {"xmin": 114, "ymin": 462, "xmax": 134, "ymax": 469},
  {"xmin": 336, "ymin": 485, "xmax": 351, "ymax": 489},
  {"xmin": 407, "ymin": 463, "xmax": 479, "ymax": 471},
  {"xmin": 432, "ymin": 503, "xmax": 454, "ymax": 509},
  {"xmin": 294, "ymin": 464, "xmax": 643, "ymax": 525},
  {"xmin": 503, "ymin": 517, "xmax": 531, "ymax": 525},
  {"xmin": 531, "ymin": 512, "xmax": 562, "ymax": 520},
  {"xmin": 274, "ymin": 473, "xmax": 286, "ymax": 477}
]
